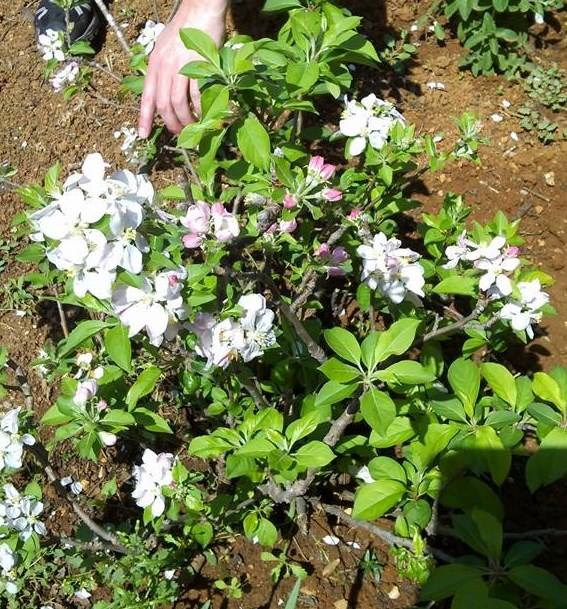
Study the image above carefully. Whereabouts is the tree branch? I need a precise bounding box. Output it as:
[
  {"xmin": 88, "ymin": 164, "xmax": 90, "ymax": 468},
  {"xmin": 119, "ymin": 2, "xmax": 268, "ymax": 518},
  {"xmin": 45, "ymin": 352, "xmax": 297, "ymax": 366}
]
[
  {"xmin": 422, "ymin": 299, "xmax": 487, "ymax": 343},
  {"xmin": 92, "ymin": 0, "xmax": 132, "ymax": 56},
  {"xmin": 315, "ymin": 500, "xmax": 455, "ymax": 564}
]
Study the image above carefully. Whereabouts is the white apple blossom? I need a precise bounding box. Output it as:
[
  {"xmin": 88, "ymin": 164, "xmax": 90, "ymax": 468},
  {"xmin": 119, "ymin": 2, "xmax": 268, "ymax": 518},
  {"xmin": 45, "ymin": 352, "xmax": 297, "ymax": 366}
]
[
  {"xmin": 38, "ymin": 28, "xmax": 65, "ymax": 62},
  {"xmin": 103, "ymin": 201, "xmax": 149, "ymax": 274},
  {"xmin": 191, "ymin": 295, "xmax": 277, "ymax": 368},
  {"xmin": 136, "ymin": 20, "xmax": 166, "ymax": 54},
  {"xmin": 0, "ymin": 543, "xmax": 17, "ymax": 594},
  {"xmin": 238, "ymin": 294, "xmax": 277, "ymax": 362},
  {"xmin": 114, "ymin": 126, "xmax": 139, "ymax": 161},
  {"xmin": 112, "ymin": 269, "xmax": 188, "ymax": 347},
  {"xmin": 0, "ymin": 409, "xmax": 35, "ymax": 472},
  {"xmin": 131, "ymin": 449, "xmax": 174, "ymax": 518},
  {"xmin": 73, "ymin": 379, "xmax": 98, "ymax": 407},
  {"xmin": 11, "ymin": 497, "xmax": 46, "ymax": 540},
  {"xmin": 357, "ymin": 233, "xmax": 425, "ymax": 304},
  {"xmin": 50, "ymin": 60, "xmax": 80, "ymax": 92},
  {"xmin": 340, "ymin": 94, "xmax": 404, "ymax": 156},
  {"xmin": 442, "ymin": 232, "xmax": 471, "ymax": 269},
  {"xmin": 475, "ymin": 249, "xmax": 520, "ymax": 298},
  {"xmin": 500, "ymin": 280, "xmax": 549, "ymax": 339},
  {"xmin": 74, "ymin": 588, "xmax": 92, "ymax": 600}
]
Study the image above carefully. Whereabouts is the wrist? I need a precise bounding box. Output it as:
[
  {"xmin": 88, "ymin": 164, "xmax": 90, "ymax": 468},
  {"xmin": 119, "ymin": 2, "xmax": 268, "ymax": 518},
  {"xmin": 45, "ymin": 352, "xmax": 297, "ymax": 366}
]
[{"xmin": 176, "ymin": 0, "xmax": 229, "ymax": 20}]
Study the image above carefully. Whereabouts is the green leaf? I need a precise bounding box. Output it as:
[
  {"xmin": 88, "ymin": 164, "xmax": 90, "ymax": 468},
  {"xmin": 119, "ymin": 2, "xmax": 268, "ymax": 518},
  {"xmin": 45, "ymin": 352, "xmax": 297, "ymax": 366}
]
[
  {"xmin": 360, "ymin": 332, "xmax": 380, "ymax": 370},
  {"xmin": 508, "ymin": 565, "xmax": 567, "ymax": 604},
  {"xmin": 179, "ymin": 28, "xmax": 221, "ymax": 68},
  {"xmin": 481, "ymin": 363, "xmax": 516, "ymax": 406},
  {"xmin": 294, "ymin": 441, "xmax": 335, "ymax": 468},
  {"xmin": 263, "ymin": 0, "xmax": 303, "ymax": 11},
  {"xmin": 286, "ymin": 62, "xmax": 319, "ymax": 90},
  {"xmin": 237, "ymin": 436, "xmax": 277, "ymax": 458},
  {"xmin": 352, "ymin": 480, "xmax": 405, "ymax": 520},
  {"xmin": 448, "ymin": 358, "xmax": 480, "ymax": 418},
  {"xmin": 374, "ymin": 319, "xmax": 421, "ymax": 363},
  {"xmin": 409, "ymin": 423, "xmax": 458, "ymax": 469},
  {"xmin": 126, "ymin": 367, "xmax": 161, "ymax": 409},
  {"xmin": 420, "ymin": 565, "xmax": 485, "ymax": 601},
  {"xmin": 236, "ymin": 114, "xmax": 271, "ymax": 171},
  {"xmin": 315, "ymin": 381, "xmax": 357, "ymax": 407},
  {"xmin": 526, "ymin": 427, "xmax": 567, "ymax": 492},
  {"xmin": 58, "ymin": 320, "xmax": 110, "ymax": 357},
  {"xmin": 284, "ymin": 578, "xmax": 303, "ymax": 609},
  {"xmin": 368, "ymin": 456, "xmax": 406, "ymax": 484},
  {"xmin": 319, "ymin": 358, "xmax": 361, "ymax": 383},
  {"xmin": 189, "ymin": 435, "xmax": 234, "ymax": 458},
  {"xmin": 323, "ymin": 328, "xmax": 361, "ymax": 365},
  {"xmin": 102, "ymin": 409, "xmax": 136, "ymax": 428},
  {"xmin": 104, "ymin": 324, "xmax": 131, "ymax": 372},
  {"xmin": 40, "ymin": 404, "xmax": 72, "ymax": 426},
  {"xmin": 132, "ymin": 408, "xmax": 173, "ymax": 433},
  {"xmin": 285, "ymin": 411, "xmax": 320, "ymax": 447},
  {"xmin": 473, "ymin": 425, "xmax": 511, "ymax": 485},
  {"xmin": 360, "ymin": 387, "xmax": 396, "ymax": 436},
  {"xmin": 433, "ymin": 276, "xmax": 478, "ymax": 296},
  {"xmin": 377, "ymin": 360, "xmax": 436, "ymax": 385},
  {"xmin": 532, "ymin": 372, "xmax": 566, "ymax": 413}
]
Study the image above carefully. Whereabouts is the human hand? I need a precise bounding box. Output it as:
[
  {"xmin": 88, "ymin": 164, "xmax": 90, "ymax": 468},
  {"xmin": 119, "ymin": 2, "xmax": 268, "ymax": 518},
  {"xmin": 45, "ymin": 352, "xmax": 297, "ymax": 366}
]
[{"xmin": 138, "ymin": 0, "xmax": 228, "ymax": 138}]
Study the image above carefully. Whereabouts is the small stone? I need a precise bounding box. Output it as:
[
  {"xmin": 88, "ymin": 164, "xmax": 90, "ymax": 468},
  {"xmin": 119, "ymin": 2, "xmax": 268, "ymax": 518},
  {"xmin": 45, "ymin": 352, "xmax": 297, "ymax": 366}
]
[
  {"xmin": 387, "ymin": 585, "xmax": 401, "ymax": 600},
  {"xmin": 538, "ymin": 239, "xmax": 546, "ymax": 247},
  {"xmin": 334, "ymin": 600, "xmax": 348, "ymax": 609},
  {"xmin": 323, "ymin": 558, "xmax": 341, "ymax": 577},
  {"xmin": 544, "ymin": 171, "xmax": 555, "ymax": 187},
  {"xmin": 535, "ymin": 205, "xmax": 544, "ymax": 214}
]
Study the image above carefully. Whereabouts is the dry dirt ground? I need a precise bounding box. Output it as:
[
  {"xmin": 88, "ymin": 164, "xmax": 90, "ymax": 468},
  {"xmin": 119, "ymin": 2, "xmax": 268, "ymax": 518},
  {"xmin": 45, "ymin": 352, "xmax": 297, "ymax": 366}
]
[{"xmin": 0, "ymin": 1, "xmax": 566, "ymax": 607}]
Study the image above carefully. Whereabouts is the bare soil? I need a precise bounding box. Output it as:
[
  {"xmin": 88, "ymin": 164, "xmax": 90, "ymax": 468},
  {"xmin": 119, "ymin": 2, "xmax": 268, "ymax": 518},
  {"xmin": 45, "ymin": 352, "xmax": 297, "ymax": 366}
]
[{"xmin": 1, "ymin": 1, "xmax": 566, "ymax": 607}]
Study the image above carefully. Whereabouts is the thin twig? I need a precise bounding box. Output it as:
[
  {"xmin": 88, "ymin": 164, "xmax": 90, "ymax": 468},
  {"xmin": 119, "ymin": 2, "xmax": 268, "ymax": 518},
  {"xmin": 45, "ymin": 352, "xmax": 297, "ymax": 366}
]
[
  {"xmin": 87, "ymin": 60, "xmax": 122, "ymax": 82},
  {"xmin": 52, "ymin": 288, "xmax": 69, "ymax": 338},
  {"xmin": 422, "ymin": 300, "xmax": 487, "ymax": 343},
  {"xmin": 314, "ymin": 500, "xmax": 455, "ymax": 563},
  {"xmin": 167, "ymin": 0, "xmax": 183, "ymax": 22},
  {"xmin": 92, "ymin": 0, "xmax": 132, "ymax": 56},
  {"xmin": 163, "ymin": 146, "xmax": 204, "ymax": 191}
]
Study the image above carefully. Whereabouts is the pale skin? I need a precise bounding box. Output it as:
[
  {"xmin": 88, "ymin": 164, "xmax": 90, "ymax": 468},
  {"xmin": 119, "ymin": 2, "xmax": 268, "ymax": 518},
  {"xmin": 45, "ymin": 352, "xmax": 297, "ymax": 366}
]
[{"xmin": 138, "ymin": 0, "xmax": 230, "ymax": 138}]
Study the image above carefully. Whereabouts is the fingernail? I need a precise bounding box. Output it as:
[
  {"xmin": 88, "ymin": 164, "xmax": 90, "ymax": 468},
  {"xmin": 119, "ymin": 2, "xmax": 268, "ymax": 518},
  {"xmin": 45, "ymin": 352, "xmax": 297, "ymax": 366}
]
[{"xmin": 138, "ymin": 128, "xmax": 148, "ymax": 138}]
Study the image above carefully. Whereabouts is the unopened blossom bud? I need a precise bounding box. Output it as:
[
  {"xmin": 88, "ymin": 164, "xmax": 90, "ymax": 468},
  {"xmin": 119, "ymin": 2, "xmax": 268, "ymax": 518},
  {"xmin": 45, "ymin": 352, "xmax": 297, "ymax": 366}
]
[
  {"xmin": 506, "ymin": 246, "xmax": 519, "ymax": 257},
  {"xmin": 322, "ymin": 188, "xmax": 342, "ymax": 202},
  {"xmin": 97, "ymin": 400, "xmax": 108, "ymax": 412},
  {"xmin": 308, "ymin": 156, "xmax": 336, "ymax": 181},
  {"xmin": 316, "ymin": 243, "xmax": 331, "ymax": 257},
  {"xmin": 98, "ymin": 431, "xmax": 117, "ymax": 447},
  {"xmin": 92, "ymin": 366, "xmax": 104, "ymax": 380},
  {"xmin": 331, "ymin": 246, "xmax": 348, "ymax": 265},
  {"xmin": 73, "ymin": 380, "xmax": 97, "ymax": 407},
  {"xmin": 182, "ymin": 233, "xmax": 204, "ymax": 249},
  {"xmin": 279, "ymin": 219, "xmax": 297, "ymax": 234},
  {"xmin": 348, "ymin": 208, "xmax": 362, "ymax": 220},
  {"xmin": 265, "ymin": 223, "xmax": 277, "ymax": 236},
  {"xmin": 283, "ymin": 193, "xmax": 297, "ymax": 209},
  {"xmin": 181, "ymin": 201, "xmax": 210, "ymax": 235}
]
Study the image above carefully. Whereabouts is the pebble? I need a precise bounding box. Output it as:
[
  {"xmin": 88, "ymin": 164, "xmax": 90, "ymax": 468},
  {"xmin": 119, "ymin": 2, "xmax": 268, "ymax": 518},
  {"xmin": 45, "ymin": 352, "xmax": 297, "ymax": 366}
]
[
  {"xmin": 544, "ymin": 171, "xmax": 555, "ymax": 187},
  {"xmin": 334, "ymin": 600, "xmax": 348, "ymax": 609},
  {"xmin": 387, "ymin": 585, "xmax": 401, "ymax": 600},
  {"xmin": 535, "ymin": 205, "xmax": 544, "ymax": 214}
]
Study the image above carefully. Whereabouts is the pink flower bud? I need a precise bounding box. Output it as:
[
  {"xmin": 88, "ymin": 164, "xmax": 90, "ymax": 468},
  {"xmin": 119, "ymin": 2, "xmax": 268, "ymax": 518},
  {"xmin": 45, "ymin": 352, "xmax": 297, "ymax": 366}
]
[
  {"xmin": 506, "ymin": 246, "xmax": 519, "ymax": 257},
  {"xmin": 320, "ymin": 163, "xmax": 336, "ymax": 181},
  {"xmin": 279, "ymin": 219, "xmax": 297, "ymax": 234},
  {"xmin": 97, "ymin": 400, "xmax": 108, "ymax": 412},
  {"xmin": 265, "ymin": 223, "xmax": 277, "ymax": 235},
  {"xmin": 331, "ymin": 246, "xmax": 348, "ymax": 265},
  {"xmin": 316, "ymin": 243, "xmax": 330, "ymax": 257},
  {"xmin": 348, "ymin": 208, "xmax": 361, "ymax": 220},
  {"xmin": 309, "ymin": 156, "xmax": 325, "ymax": 174},
  {"xmin": 283, "ymin": 193, "xmax": 297, "ymax": 209},
  {"xmin": 182, "ymin": 233, "xmax": 204, "ymax": 249},
  {"xmin": 181, "ymin": 201, "xmax": 210, "ymax": 235},
  {"xmin": 322, "ymin": 188, "xmax": 342, "ymax": 202},
  {"xmin": 328, "ymin": 267, "xmax": 346, "ymax": 277}
]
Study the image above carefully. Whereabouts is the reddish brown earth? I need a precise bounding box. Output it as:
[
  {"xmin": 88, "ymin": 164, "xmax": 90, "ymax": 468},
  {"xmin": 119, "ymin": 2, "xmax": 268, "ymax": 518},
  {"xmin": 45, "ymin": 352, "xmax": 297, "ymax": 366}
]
[{"xmin": 0, "ymin": 1, "xmax": 566, "ymax": 607}]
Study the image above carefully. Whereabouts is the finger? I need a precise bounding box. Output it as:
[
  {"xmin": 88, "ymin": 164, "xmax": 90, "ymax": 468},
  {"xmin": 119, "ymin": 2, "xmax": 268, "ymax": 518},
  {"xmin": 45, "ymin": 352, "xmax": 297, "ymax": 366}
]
[
  {"xmin": 171, "ymin": 74, "xmax": 194, "ymax": 127},
  {"xmin": 139, "ymin": 66, "xmax": 158, "ymax": 138},
  {"xmin": 189, "ymin": 79, "xmax": 202, "ymax": 119},
  {"xmin": 156, "ymin": 71, "xmax": 184, "ymax": 135}
]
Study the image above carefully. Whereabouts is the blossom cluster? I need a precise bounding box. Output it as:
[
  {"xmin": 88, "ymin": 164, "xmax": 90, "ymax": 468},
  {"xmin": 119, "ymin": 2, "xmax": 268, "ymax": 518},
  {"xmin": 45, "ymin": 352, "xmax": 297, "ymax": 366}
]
[
  {"xmin": 0, "ymin": 483, "xmax": 46, "ymax": 541},
  {"xmin": 357, "ymin": 233, "xmax": 425, "ymax": 304},
  {"xmin": 37, "ymin": 28, "xmax": 65, "ymax": 62},
  {"xmin": 181, "ymin": 201, "xmax": 240, "ymax": 249},
  {"xmin": 72, "ymin": 378, "xmax": 117, "ymax": 446},
  {"xmin": 443, "ymin": 234, "xmax": 549, "ymax": 336},
  {"xmin": 50, "ymin": 61, "xmax": 79, "ymax": 92},
  {"xmin": 192, "ymin": 294, "xmax": 276, "ymax": 368},
  {"xmin": 136, "ymin": 20, "xmax": 165, "ymax": 54},
  {"xmin": 0, "ymin": 409, "xmax": 35, "ymax": 473},
  {"xmin": 131, "ymin": 449, "xmax": 174, "ymax": 518},
  {"xmin": 315, "ymin": 243, "xmax": 349, "ymax": 277},
  {"xmin": 29, "ymin": 153, "xmax": 153, "ymax": 299},
  {"xmin": 339, "ymin": 94, "xmax": 405, "ymax": 156}
]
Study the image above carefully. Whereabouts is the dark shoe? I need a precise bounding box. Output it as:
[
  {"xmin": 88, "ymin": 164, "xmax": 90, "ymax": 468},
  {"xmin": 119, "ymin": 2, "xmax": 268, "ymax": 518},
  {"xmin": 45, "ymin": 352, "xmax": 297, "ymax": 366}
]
[{"xmin": 35, "ymin": 0, "xmax": 100, "ymax": 45}]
